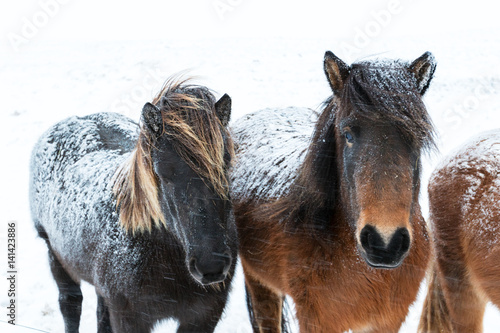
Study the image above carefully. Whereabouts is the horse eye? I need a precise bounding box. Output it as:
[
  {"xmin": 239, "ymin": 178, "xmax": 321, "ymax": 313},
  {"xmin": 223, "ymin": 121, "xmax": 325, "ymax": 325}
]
[{"xmin": 345, "ymin": 132, "xmax": 354, "ymax": 144}]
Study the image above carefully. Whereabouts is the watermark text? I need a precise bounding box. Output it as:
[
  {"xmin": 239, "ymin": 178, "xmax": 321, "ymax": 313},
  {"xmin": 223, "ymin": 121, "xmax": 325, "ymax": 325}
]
[
  {"xmin": 7, "ymin": 0, "xmax": 72, "ymax": 52},
  {"xmin": 6, "ymin": 221, "xmax": 17, "ymax": 325}
]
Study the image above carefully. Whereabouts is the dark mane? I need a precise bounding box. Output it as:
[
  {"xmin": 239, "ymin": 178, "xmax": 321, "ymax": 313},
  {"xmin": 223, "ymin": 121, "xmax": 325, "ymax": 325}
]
[
  {"xmin": 341, "ymin": 60, "xmax": 436, "ymax": 151},
  {"xmin": 256, "ymin": 60, "xmax": 435, "ymax": 231},
  {"xmin": 113, "ymin": 78, "xmax": 234, "ymax": 233}
]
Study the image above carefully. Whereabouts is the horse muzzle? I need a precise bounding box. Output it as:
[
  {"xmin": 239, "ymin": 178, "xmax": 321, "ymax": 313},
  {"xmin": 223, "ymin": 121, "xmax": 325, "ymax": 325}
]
[
  {"xmin": 358, "ymin": 225, "xmax": 411, "ymax": 269},
  {"xmin": 188, "ymin": 250, "xmax": 232, "ymax": 285}
]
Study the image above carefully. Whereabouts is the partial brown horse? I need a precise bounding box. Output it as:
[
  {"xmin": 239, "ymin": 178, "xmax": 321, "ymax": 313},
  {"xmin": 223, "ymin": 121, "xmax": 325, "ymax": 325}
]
[
  {"xmin": 419, "ymin": 130, "xmax": 500, "ymax": 332},
  {"xmin": 230, "ymin": 51, "xmax": 437, "ymax": 332}
]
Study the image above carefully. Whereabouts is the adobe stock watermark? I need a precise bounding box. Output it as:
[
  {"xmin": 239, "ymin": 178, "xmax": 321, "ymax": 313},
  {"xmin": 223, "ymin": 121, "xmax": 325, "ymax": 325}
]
[
  {"xmin": 7, "ymin": 0, "xmax": 71, "ymax": 52},
  {"xmin": 339, "ymin": 0, "xmax": 406, "ymax": 60},
  {"xmin": 212, "ymin": 0, "xmax": 243, "ymax": 21},
  {"xmin": 6, "ymin": 221, "xmax": 17, "ymax": 325},
  {"xmin": 442, "ymin": 78, "xmax": 497, "ymax": 130},
  {"xmin": 111, "ymin": 67, "xmax": 165, "ymax": 117}
]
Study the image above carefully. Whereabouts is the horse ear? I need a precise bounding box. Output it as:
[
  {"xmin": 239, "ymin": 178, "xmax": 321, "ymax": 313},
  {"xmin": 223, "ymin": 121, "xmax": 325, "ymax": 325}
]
[
  {"xmin": 324, "ymin": 51, "xmax": 350, "ymax": 94},
  {"xmin": 409, "ymin": 51, "xmax": 437, "ymax": 95},
  {"xmin": 215, "ymin": 94, "xmax": 231, "ymax": 127},
  {"xmin": 142, "ymin": 102, "xmax": 163, "ymax": 135}
]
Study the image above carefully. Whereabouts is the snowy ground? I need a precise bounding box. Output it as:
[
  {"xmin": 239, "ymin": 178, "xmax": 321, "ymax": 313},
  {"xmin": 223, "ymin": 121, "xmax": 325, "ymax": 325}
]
[{"xmin": 1, "ymin": 26, "xmax": 500, "ymax": 333}]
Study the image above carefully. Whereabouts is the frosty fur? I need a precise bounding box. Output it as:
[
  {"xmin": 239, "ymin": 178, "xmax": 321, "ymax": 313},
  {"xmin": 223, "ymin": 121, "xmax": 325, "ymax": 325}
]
[
  {"xmin": 29, "ymin": 80, "xmax": 238, "ymax": 333},
  {"xmin": 419, "ymin": 130, "xmax": 500, "ymax": 332}
]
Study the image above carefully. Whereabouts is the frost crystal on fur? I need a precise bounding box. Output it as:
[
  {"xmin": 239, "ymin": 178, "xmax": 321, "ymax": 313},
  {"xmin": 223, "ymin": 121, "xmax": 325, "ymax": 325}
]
[
  {"xmin": 30, "ymin": 112, "xmax": 138, "ymax": 270},
  {"xmin": 431, "ymin": 129, "xmax": 500, "ymax": 242},
  {"xmin": 230, "ymin": 106, "xmax": 318, "ymax": 200}
]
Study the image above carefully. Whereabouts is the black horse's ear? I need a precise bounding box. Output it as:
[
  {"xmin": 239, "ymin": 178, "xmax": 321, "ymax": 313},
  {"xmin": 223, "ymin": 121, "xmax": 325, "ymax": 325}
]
[
  {"xmin": 214, "ymin": 94, "xmax": 231, "ymax": 127},
  {"xmin": 324, "ymin": 51, "xmax": 350, "ymax": 95},
  {"xmin": 142, "ymin": 102, "xmax": 163, "ymax": 135},
  {"xmin": 409, "ymin": 52, "xmax": 436, "ymax": 95}
]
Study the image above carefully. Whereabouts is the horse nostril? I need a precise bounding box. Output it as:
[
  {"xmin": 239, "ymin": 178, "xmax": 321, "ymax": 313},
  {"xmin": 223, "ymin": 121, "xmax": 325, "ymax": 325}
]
[
  {"xmin": 188, "ymin": 257, "xmax": 201, "ymax": 277},
  {"xmin": 367, "ymin": 231, "xmax": 375, "ymax": 248},
  {"xmin": 390, "ymin": 228, "xmax": 410, "ymax": 254},
  {"xmin": 360, "ymin": 225, "xmax": 384, "ymax": 252}
]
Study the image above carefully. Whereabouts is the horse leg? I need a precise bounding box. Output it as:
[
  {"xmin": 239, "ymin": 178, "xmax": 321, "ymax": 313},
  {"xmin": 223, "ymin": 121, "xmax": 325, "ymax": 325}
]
[
  {"xmin": 96, "ymin": 294, "xmax": 112, "ymax": 333},
  {"xmin": 47, "ymin": 247, "xmax": 83, "ymax": 333},
  {"xmin": 245, "ymin": 273, "xmax": 284, "ymax": 333}
]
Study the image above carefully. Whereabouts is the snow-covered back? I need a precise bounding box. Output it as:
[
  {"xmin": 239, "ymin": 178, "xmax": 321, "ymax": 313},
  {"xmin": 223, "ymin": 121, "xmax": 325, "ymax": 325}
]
[
  {"xmin": 230, "ymin": 106, "xmax": 317, "ymax": 200},
  {"xmin": 431, "ymin": 129, "xmax": 500, "ymax": 245},
  {"xmin": 29, "ymin": 113, "xmax": 138, "ymax": 288}
]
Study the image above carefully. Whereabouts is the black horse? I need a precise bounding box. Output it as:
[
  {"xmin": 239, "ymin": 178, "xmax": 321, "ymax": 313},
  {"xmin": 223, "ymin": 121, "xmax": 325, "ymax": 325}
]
[{"xmin": 29, "ymin": 79, "xmax": 238, "ymax": 332}]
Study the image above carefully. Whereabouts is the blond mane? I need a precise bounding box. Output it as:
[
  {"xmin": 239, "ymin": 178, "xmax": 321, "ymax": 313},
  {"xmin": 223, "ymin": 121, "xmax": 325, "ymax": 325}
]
[{"xmin": 113, "ymin": 78, "xmax": 233, "ymax": 233}]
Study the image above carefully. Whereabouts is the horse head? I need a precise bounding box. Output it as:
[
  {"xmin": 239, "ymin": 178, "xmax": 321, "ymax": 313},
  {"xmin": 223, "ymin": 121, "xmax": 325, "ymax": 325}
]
[
  {"xmin": 115, "ymin": 81, "xmax": 237, "ymax": 284},
  {"xmin": 323, "ymin": 52, "xmax": 436, "ymax": 268}
]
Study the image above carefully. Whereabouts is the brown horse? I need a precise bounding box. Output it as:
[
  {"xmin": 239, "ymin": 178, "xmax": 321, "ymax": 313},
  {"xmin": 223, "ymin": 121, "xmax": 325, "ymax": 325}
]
[
  {"xmin": 419, "ymin": 130, "xmax": 500, "ymax": 333},
  {"xmin": 230, "ymin": 51, "xmax": 437, "ymax": 333}
]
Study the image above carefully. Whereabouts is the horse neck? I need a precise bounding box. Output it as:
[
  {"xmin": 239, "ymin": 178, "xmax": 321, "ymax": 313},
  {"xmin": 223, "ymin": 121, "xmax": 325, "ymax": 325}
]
[{"xmin": 285, "ymin": 103, "xmax": 340, "ymax": 232}]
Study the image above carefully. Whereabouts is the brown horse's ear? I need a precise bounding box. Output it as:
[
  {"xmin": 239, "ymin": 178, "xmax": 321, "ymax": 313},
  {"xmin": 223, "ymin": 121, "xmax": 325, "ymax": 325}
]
[
  {"xmin": 409, "ymin": 52, "xmax": 437, "ymax": 95},
  {"xmin": 324, "ymin": 51, "xmax": 350, "ymax": 94},
  {"xmin": 215, "ymin": 93, "xmax": 231, "ymax": 127},
  {"xmin": 142, "ymin": 102, "xmax": 163, "ymax": 136}
]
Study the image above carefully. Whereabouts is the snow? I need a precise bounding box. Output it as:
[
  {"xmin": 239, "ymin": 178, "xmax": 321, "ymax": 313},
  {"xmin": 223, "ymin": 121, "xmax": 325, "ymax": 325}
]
[
  {"xmin": 430, "ymin": 130, "xmax": 500, "ymax": 248},
  {"xmin": 230, "ymin": 106, "xmax": 317, "ymax": 200},
  {"xmin": 29, "ymin": 112, "xmax": 140, "ymax": 287},
  {"xmin": 2, "ymin": 14, "xmax": 500, "ymax": 333}
]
